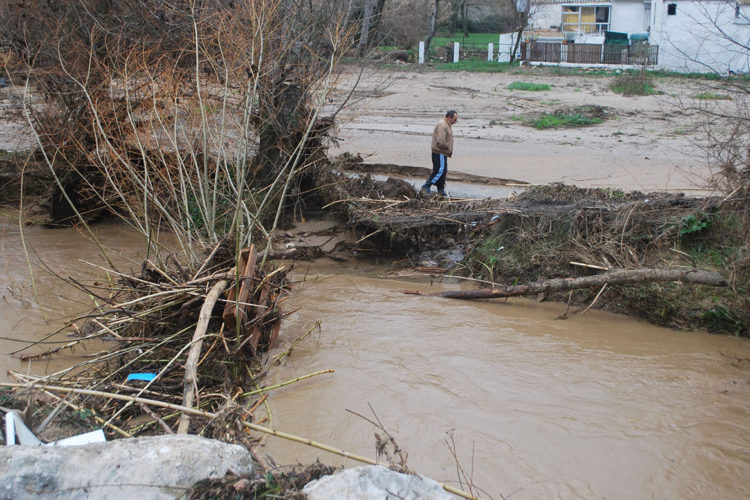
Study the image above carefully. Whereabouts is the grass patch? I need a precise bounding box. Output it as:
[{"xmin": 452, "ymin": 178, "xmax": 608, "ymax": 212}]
[
  {"xmin": 431, "ymin": 33, "xmax": 500, "ymax": 46},
  {"xmin": 432, "ymin": 60, "xmax": 514, "ymax": 72},
  {"xmin": 532, "ymin": 111, "xmax": 603, "ymax": 129},
  {"xmin": 693, "ymin": 91, "xmax": 732, "ymax": 100},
  {"xmin": 508, "ymin": 81, "xmax": 551, "ymax": 91}
]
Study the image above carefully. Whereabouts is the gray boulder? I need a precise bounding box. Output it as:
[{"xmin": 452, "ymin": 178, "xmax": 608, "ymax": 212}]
[
  {"xmin": 303, "ymin": 465, "xmax": 452, "ymax": 499},
  {"xmin": 0, "ymin": 434, "xmax": 255, "ymax": 499}
]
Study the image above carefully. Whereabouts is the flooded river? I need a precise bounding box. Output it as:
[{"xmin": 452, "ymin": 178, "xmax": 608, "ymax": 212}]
[{"xmin": 2, "ymin": 220, "xmax": 750, "ymax": 499}]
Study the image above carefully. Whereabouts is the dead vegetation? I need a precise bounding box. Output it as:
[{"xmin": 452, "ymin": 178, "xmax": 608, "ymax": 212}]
[
  {"xmin": 5, "ymin": 242, "xmax": 292, "ymax": 438},
  {"xmin": 308, "ymin": 156, "xmax": 749, "ymax": 335},
  {"xmin": 183, "ymin": 462, "xmax": 337, "ymax": 500}
]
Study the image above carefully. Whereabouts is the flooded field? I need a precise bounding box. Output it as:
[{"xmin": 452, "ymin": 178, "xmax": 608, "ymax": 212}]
[
  {"xmin": 2, "ymin": 220, "xmax": 750, "ymax": 499},
  {"xmin": 261, "ymin": 262, "xmax": 750, "ymax": 500}
]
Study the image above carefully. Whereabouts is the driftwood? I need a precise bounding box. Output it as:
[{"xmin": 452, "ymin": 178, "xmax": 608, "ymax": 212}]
[
  {"xmin": 222, "ymin": 246, "xmax": 258, "ymax": 330},
  {"xmin": 177, "ymin": 277, "xmax": 230, "ymax": 434},
  {"xmin": 404, "ymin": 268, "xmax": 728, "ymax": 300}
]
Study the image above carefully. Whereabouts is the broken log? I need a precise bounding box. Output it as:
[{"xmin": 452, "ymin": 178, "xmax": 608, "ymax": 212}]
[
  {"xmin": 177, "ymin": 277, "xmax": 230, "ymax": 434},
  {"xmin": 403, "ymin": 268, "xmax": 728, "ymax": 300},
  {"xmin": 222, "ymin": 246, "xmax": 258, "ymax": 331}
]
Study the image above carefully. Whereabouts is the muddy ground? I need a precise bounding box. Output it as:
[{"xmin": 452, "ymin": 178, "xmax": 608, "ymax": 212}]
[
  {"xmin": 327, "ymin": 65, "xmax": 724, "ymax": 195},
  {"xmin": 1, "ymin": 65, "xmax": 746, "ymax": 335}
]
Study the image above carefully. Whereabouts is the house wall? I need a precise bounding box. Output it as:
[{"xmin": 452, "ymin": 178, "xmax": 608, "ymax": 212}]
[
  {"xmin": 650, "ymin": 0, "xmax": 750, "ymax": 73},
  {"xmin": 530, "ymin": 0, "xmax": 750, "ymax": 73},
  {"xmin": 532, "ymin": 1, "xmax": 647, "ymax": 33},
  {"xmin": 609, "ymin": 1, "xmax": 650, "ymax": 34}
]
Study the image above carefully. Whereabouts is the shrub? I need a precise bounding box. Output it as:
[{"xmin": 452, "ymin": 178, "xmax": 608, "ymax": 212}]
[
  {"xmin": 610, "ymin": 71, "xmax": 656, "ymax": 96},
  {"xmin": 508, "ymin": 81, "xmax": 551, "ymax": 91},
  {"xmin": 533, "ymin": 112, "xmax": 603, "ymax": 129}
]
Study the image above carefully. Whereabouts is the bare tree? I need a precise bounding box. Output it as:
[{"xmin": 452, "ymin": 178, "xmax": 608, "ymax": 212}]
[
  {"xmin": 663, "ymin": 1, "xmax": 750, "ymax": 199},
  {"xmin": 357, "ymin": 0, "xmax": 388, "ymax": 55},
  {"xmin": 2, "ymin": 0, "xmax": 354, "ymax": 265},
  {"xmin": 509, "ymin": 0, "xmax": 532, "ymax": 63},
  {"xmin": 424, "ymin": 0, "xmax": 442, "ymax": 55}
]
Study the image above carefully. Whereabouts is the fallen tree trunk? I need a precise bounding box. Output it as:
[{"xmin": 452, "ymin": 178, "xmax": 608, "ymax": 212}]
[
  {"xmin": 403, "ymin": 268, "xmax": 728, "ymax": 300},
  {"xmin": 177, "ymin": 278, "xmax": 230, "ymax": 434}
]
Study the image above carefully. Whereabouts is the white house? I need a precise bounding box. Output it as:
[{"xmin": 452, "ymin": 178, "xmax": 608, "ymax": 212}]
[{"xmin": 527, "ymin": 0, "xmax": 750, "ymax": 73}]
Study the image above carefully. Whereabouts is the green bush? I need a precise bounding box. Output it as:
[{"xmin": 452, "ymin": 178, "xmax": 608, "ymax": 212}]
[
  {"xmin": 533, "ymin": 112, "xmax": 603, "ymax": 129},
  {"xmin": 508, "ymin": 81, "xmax": 551, "ymax": 91}
]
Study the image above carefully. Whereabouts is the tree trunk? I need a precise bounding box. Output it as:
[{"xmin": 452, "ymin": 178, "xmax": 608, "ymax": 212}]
[
  {"xmin": 424, "ymin": 0, "xmax": 441, "ymax": 56},
  {"xmin": 461, "ymin": 1, "xmax": 468, "ymax": 37},
  {"xmin": 344, "ymin": 0, "xmax": 356, "ymax": 26},
  {"xmin": 368, "ymin": 0, "xmax": 387, "ymax": 46},
  {"xmin": 510, "ymin": 2, "xmax": 529, "ymax": 63},
  {"xmin": 403, "ymin": 268, "xmax": 728, "ymax": 300},
  {"xmin": 358, "ymin": 0, "xmax": 374, "ymax": 55},
  {"xmin": 510, "ymin": 20, "xmax": 526, "ymax": 63}
]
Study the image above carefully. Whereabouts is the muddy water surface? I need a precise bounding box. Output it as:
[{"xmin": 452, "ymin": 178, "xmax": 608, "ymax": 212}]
[
  {"xmin": 261, "ymin": 262, "xmax": 750, "ymax": 500},
  {"xmin": 2, "ymin": 222, "xmax": 749, "ymax": 499},
  {"xmin": 0, "ymin": 216, "xmax": 158, "ymax": 379}
]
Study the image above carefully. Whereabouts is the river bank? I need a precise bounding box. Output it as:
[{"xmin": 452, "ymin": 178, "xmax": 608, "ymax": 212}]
[{"xmin": 1, "ymin": 62, "xmax": 749, "ymax": 499}]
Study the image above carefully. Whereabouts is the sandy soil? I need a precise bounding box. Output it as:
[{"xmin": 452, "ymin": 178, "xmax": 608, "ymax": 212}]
[
  {"xmin": 329, "ymin": 65, "xmax": 724, "ymax": 194},
  {"xmin": 1, "ymin": 67, "xmax": 726, "ymax": 195}
]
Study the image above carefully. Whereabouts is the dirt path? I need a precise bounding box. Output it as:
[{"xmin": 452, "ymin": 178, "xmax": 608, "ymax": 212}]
[{"xmin": 330, "ymin": 66, "xmax": 718, "ymax": 194}]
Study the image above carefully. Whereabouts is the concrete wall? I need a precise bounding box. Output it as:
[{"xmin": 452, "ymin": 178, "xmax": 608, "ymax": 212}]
[
  {"xmin": 609, "ymin": 1, "xmax": 650, "ymax": 34},
  {"xmin": 650, "ymin": 0, "xmax": 750, "ymax": 73},
  {"xmin": 532, "ymin": 3, "xmax": 558, "ymax": 29}
]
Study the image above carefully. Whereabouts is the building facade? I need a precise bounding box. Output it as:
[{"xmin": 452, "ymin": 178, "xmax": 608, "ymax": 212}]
[{"xmin": 530, "ymin": 0, "xmax": 750, "ymax": 73}]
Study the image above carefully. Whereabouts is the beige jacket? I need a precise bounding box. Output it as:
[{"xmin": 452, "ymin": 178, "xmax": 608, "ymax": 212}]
[{"xmin": 431, "ymin": 118, "xmax": 453, "ymax": 157}]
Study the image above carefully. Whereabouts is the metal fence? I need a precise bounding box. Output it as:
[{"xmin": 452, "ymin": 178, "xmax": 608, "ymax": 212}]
[
  {"xmin": 426, "ymin": 42, "xmax": 492, "ymax": 63},
  {"xmin": 521, "ymin": 42, "xmax": 658, "ymax": 65}
]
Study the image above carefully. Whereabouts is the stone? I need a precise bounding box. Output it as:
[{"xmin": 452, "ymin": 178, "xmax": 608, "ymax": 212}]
[
  {"xmin": 0, "ymin": 434, "xmax": 255, "ymax": 499},
  {"xmin": 303, "ymin": 465, "xmax": 451, "ymax": 500}
]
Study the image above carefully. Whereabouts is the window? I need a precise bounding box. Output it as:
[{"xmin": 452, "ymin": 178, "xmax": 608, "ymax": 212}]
[
  {"xmin": 667, "ymin": 3, "xmax": 676, "ymax": 15},
  {"xmin": 562, "ymin": 5, "xmax": 611, "ymax": 34}
]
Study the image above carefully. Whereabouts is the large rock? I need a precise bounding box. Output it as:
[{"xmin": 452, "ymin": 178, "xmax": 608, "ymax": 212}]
[
  {"xmin": 0, "ymin": 434, "xmax": 255, "ymax": 499},
  {"xmin": 303, "ymin": 465, "xmax": 451, "ymax": 499}
]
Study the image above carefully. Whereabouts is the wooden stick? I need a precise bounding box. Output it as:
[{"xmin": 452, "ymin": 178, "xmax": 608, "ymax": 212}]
[
  {"xmin": 403, "ymin": 267, "xmax": 728, "ymax": 301},
  {"xmin": 240, "ymin": 369, "xmax": 334, "ymax": 397},
  {"xmin": 0, "ymin": 382, "xmax": 481, "ymax": 499},
  {"xmin": 177, "ymin": 278, "xmax": 230, "ymax": 434},
  {"xmin": 578, "ymin": 283, "xmax": 608, "ymax": 316},
  {"xmin": 569, "ymin": 261, "xmax": 609, "ymax": 270},
  {"xmin": 138, "ymin": 403, "xmax": 175, "ymax": 434}
]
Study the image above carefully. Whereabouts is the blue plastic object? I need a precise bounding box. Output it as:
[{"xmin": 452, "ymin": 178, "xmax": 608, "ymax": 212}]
[{"xmin": 126, "ymin": 372, "xmax": 157, "ymax": 382}]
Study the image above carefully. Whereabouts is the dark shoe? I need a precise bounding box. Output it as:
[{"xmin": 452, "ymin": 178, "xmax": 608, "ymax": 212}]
[
  {"xmin": 420, "ymin": 184, "xmax": 431, "ymax": 194},
  {"xmin": 437, "ymin": 190, "xmax": 447, "ymax": 197}
]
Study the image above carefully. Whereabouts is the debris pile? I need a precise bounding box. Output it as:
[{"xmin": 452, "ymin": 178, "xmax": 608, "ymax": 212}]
[{"xmin": 6, "ymin": 243, "xmax": 289, "ymax": 440}]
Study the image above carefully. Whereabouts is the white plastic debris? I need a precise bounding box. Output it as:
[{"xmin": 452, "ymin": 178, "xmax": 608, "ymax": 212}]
[{"xmin": 4, "ymin": 410, "xmax": 106, "ymax": 446}]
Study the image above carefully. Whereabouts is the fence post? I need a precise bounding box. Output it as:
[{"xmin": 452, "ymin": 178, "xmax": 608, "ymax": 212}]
[
  {"xmin": 453, "ymin": 42, "xmax": 460, "ymax": 63},
  {"xmin": 419, "ymin": 41, "xmax": 425, "ymax": 64},
  {"xmin": 488, "ymin": 43, "xmax": 494, "ymax": 61}
]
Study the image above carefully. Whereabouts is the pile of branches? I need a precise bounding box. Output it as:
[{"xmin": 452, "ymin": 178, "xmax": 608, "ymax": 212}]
[
  {"xmin": 7, "ymin": 244, "xmax": 291, "ymax": 440},
  {"xmin": 457, "ymin": 185, "xmax": 749, "ymax": 334}
]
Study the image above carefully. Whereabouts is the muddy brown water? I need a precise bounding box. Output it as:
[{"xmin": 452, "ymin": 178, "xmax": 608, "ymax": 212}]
[
  {"xmin": 0, "ymin": 216, "xmax": 160, "ymax": 379},
  {"xmin": 2, "ymin": 220, "xmax": 750, "ymax": 499}
]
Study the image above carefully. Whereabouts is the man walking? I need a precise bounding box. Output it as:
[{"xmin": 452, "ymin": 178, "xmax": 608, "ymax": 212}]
[{"xmin": 421, "ymin": 110, "xmax": 458, "ymax": 196}]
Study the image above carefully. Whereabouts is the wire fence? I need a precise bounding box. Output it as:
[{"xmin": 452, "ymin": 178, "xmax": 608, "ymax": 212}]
[{"xmin": 423, "ymin": 40, "xmax": 658, "ymax": 66}]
